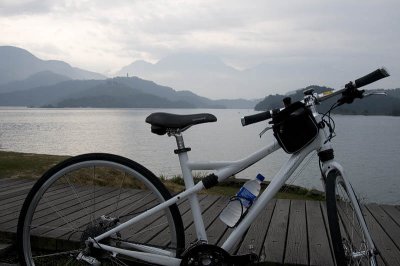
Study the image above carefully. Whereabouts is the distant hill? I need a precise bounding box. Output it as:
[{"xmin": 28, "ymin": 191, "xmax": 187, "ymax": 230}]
[
  {"xmin": 0, "ymin": 80, "xmax": 104, "ymax": 106},
  {"xmin": 0, "ymin": 71, "xmax": 71, "ymax": 93},
  {"xmin": 54, "ymin": 82, "xmax": 195, "ymax": 108},
  {"xmin": 52, "ymin": 77, "xmax": 257, "ymax": 109},
  {"xmin": 0, "ymin": 46, "xmax": 105, "ymax": 85},
  {"xmin": 255, "ymin": 86, "xmax": 400, "ymax": 116},
  {"xmin": 0, "ymin": 75, "xmax": 257, "ymax": 109},
  {"xmin": 0, "ymin": 47, "xmax": 257, "ymax": 109}
]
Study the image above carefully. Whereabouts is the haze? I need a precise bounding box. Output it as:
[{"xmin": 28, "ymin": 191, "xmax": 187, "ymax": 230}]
[{"xmin": 0, "ymin": 0, "xmax": 398, "ymax": 99}]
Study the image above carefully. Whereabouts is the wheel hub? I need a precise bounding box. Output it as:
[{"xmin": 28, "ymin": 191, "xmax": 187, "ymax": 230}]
[{"xmin": 80, "ymin": 215, "xmax": 120, "ymax": 257}]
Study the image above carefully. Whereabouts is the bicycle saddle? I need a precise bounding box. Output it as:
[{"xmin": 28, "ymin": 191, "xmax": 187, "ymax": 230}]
[{"xmin": 146, "ymin": 112, "xmax": 217, "ymax": 135}]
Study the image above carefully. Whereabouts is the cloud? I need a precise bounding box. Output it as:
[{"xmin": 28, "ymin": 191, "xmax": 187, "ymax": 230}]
[
  {"xmin": 0, "ymin": 0, "xmax": 56, "ymax": 15},
  {"xmin": 0, "ymin": 0, "xmax": 398, "ymax": 98}
]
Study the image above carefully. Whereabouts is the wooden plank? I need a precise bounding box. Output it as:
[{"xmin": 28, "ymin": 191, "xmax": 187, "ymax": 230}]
[
  {"xmin": 363, "ymin": 206, "xmax": 400, "ymax": 266},
  {"xmin": 381, "ymin": 204, "xmax": 400, "ymax": 227},
  {"xmin": 284, "ymin": 199, "xmax": 308, "ymax": 265},
  {"xmin": 0, "ymin": 183, "xmax": 31, "ymax": 196},
  {"xmin": 0, "ymin": 183, "xmax": 79, "ymax": 224},
  {"xmin": 184, "ymin": 195, "xmax": 223, "ymax": 247},
  {"xmin": 202, "ymin": 199, "xmax": 230, "ymax": 246},
  {"xmin": 123, "ymin": 195, "xmax": 207, "ymax": 254},
  {"xmin": 0, "ymin": 185, "xmax": 110, "ymax": 230},
  {"xmin": 0, "ymin": 177, "xmax": 22, "ymax": 185},
  {"xmin": 367, "ymin": 204, "xmax": 400, "ymax": 250},
  {"xmin": 126, "ymin": 194, "xmax": 207, "ymax": 247},
  {"xmin": 0, "ymin": 184, "xmax": 77, "ymax": 227},
  {"xmin": 0, "ymin": 184, "xmax": 73, "ymax": 217},
  {"xmin": 215, "ymin": 225, "xmax": 234, "ymax": 248},
  {"xmin": 32, "ymin": 187, "xmax": 119, "ymax": 231},
  {"xmin": 262, "ymin": 199, "xmax": 290, "ymax": 264},
  {"xmin": 0, "ymin": 178, "xmax": 34, "ymax": 191},
  {"xmin": 5, "ymin": 186, "xmax": 113, "ymax": 231},
  {"xmin": 0, "ymin": 193, "xmax": 33, "ymax": 210},
  {"xmin": 381, "ymin": 203, "xmax": 400, "ymax": 264},
  {"xmin": 0, "ymin": 185, "xmax": 33, "ymax": 201},
  {"xmin": 323, "ymin": 201, "xmax": 386, "ymax": 266},
  {"xmin": 150, "ymin": 194, "xmax": 216, "ymax": 247},
  {"xmin": 54, "ymin": 188, "xmax": 149, "ymax": 240},
  {"xmin": 0, "ymin": 179, "xmax": 398, "ymax": 266},
  {"xmin": 306, "ymin": 201, "xmax": 334, "ymax": 266},
  {"xmin": 236, "ymin": 199, "xmax": 276, "ymax": 258},
  {"xmin": 36, "ymin": 189, "xmax": 148, "ymax": 251},
  {"xmin": 29, "ymin": 187, "xmax": 133, "ymax": 237}
]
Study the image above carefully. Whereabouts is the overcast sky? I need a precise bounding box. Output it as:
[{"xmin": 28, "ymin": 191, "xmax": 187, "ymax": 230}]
[{"xmin": 0, "ymin": 0, "xmax": 398, "ymax": 99}]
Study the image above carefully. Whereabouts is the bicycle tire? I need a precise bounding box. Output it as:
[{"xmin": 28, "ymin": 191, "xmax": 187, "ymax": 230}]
[
  {"xmin": 17, "ymin": 153, "xmax": 185, "ymax": 265},
  {"xmin": 326, "ymin": 169, "xmax": 378, "ymax": 266}
]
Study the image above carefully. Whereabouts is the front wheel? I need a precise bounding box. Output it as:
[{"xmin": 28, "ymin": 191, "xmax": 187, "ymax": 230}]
[
  {"xmin": 326, "ymin": 169, "xmax": 378, "ymax": 266},
  {"xmin": 17, "ymin": 153, "xmax": 185, "ymax": 265}
]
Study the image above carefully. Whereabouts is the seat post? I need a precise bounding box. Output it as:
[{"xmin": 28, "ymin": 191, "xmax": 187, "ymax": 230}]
[
  {"xmin": 171, "ymin": 132, "xmax": 208, "ymax": 242},
  {"xmin": 171, "ymin": 132, "xmax": 191, "ymax": 154}
]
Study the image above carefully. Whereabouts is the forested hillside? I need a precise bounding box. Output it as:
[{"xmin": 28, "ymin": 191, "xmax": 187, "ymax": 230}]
[{"xmin": 255, "ymin": 86, "xmax": 400, "ymax": 116}]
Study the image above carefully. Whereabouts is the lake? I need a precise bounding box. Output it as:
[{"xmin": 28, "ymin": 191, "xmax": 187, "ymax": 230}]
[{"xmin": 0, "ymin": 107, "xmax": 399, "ymax": 204}]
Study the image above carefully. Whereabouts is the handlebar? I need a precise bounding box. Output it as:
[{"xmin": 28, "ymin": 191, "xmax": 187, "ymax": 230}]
[
  {"xmin": 242, "ymin": 67, "xmax": 390, "ymax": 127},
  {"xmin": 241, "ymin": 67, "xmax": 390, "ymax": 126},
  {"xmin": 354, "ymin": 68, "xmax": 389, "ymax": 89},
  {"xmin": 241, "ymin": 110, "xmax": 273, "ymax": 126},
  {"xmin": 317, "ymin": 67, "xmax": 390, "ymax": 102}
]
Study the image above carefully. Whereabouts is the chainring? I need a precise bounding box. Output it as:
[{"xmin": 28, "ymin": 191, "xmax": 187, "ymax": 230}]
[{"xmin": 180, "ymin": 243, "xmax": 231, "ymax": 266}]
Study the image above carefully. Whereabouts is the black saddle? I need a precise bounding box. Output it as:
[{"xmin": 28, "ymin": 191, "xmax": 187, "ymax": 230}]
[{"xmin": 145, "ymin": 112, "xmax": 217, "ymax": 135}]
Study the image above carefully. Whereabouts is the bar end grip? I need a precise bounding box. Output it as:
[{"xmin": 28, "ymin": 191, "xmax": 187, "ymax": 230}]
[{"xmin": 354, "ymin": 67, "xmax": 390, "ymax": 89}]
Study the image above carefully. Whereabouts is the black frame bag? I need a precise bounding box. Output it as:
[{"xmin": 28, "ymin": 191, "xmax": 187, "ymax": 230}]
[{"xmin": 272, "ymin": 101, "xmax": 319, "ymax": 154}]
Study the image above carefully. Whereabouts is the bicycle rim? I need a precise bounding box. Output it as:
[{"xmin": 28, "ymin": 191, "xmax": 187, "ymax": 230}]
[
  {"xmin": 18, "ymin": 153, "xmax": 184, "ymax": 265},
  {"xmin": 326, "ymin": 170, "xmax": 377, "ymax": 266}
]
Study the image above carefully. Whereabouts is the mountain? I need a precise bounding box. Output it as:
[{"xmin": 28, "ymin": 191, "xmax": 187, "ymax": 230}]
[
  {"xmin": 53, "ymin": 77, "xmax": 256, "ymax": 109},
  {"xmin": 0, "ymin": 80, "xmax": 104, "ymax": 106},
  {"xmin": 54, "ymin": 81, "xmax": 195, "ymax": 108},
  {"xmin": 0, "ymin": 74, "xmax": 256, "ymax": 109},
  {"xmin": 116, "ymin": 54, "xmax": 358, "ymax": 100},
  {"xmin": 119, "ymin": 53, "xmax": 238, "ymax": 76},
  {"xmin": 255, "ymin": 86, "xmax": 400, "ymax": 116},
  {"xmin": 0, "ymin": 46, "xmax": 105, "ymax": 85},
  {"xmin": 117, "ymin": 53, "xmax": 245, "ymax": 99},
  {"xmin": 117, "ymin": 53, "xmax": 398, "ymax": 100},
  {"xmin": 0, "ymin": 46, "xmax": 256, "ymax": 108},
  {"xmin": 0, "ymin": 71, "xmax": 71, "ymax": 93}
]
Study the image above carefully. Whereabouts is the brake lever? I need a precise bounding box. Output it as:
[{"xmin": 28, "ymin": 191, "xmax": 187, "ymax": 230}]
[
  {"xmin": 363, "ymin": 92, "xmax": 387, "ymax": 98},
  {"xmin": 259, "ymin": 126, "xmax": 272, "ymax": 138}
]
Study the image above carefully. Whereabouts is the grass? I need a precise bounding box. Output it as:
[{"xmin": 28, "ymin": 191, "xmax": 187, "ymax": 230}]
[
  {"xmin": 0, "ymin": 151, "xmax": 69, "ymax": 180},
  {"xmin": 161, "ymin": 173, "xmax": 325, "ymax": 201},
  {"xmin": 0, "ymin": 150, "xmax": 324, "ymax": 200}
]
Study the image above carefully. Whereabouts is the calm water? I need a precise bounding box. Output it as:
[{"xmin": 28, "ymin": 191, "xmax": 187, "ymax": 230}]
[{"xmin": 1, "ymin": 107, "xmax": 399, "ymax": 204}]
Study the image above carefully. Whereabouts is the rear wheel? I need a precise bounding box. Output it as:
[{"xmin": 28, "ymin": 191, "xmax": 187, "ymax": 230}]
[
  {"xmin": 17, "ymin": 153, "xmax": 185, "ymax": 265},
  {"xmin": 326, "ymin": 170, "xmax": 378, "ymax": 266}
]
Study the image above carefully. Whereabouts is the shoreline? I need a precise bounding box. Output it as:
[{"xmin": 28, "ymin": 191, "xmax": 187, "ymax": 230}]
[{"xmin": 0, "ymin": 150, "xmax": 325, "ymax": 200}]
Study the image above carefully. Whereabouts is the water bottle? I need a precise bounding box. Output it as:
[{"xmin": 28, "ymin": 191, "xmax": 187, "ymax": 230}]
[{"xmin": 219, "ymin": 174, "xmax": 265, "ymax": 227}]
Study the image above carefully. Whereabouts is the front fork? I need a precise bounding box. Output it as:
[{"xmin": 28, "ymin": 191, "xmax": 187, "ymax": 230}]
[{"xmin": 318, "ymin": 148, "xmax": 377, "ymax": 264}]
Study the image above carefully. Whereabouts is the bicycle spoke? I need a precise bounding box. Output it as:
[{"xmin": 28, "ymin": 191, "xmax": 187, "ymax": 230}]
[
  {"xmin": 328, "ymin": 173, "xmax": 376, "ymax": 265},
  {"xmin": 18, "ymin": 154, "xmax": 184, "ymax": 265},
  {"xmin": 63, "ymin": 174, "xmax": 93, "ymax": 225}
]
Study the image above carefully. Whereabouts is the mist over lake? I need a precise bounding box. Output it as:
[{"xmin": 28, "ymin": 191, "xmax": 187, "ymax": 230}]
[{"xmin": 1, "ymin": 107, "xmax": 399, "ymax": 204}]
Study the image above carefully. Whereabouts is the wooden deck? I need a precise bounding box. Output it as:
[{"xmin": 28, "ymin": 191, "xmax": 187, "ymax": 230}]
[{"xmin": 1, "ymin": 177, "xmax": 400, "ymax": 265}]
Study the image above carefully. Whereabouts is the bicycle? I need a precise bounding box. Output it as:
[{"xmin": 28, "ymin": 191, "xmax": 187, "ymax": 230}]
[{"xmin": 17, "ymin": 68, "xmax": 390, "ymax": 265}]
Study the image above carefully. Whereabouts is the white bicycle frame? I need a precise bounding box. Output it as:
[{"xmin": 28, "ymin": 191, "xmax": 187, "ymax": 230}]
[{"xmin": 89, "ymin": 111, "xmax": 375, "ymax": 266}]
